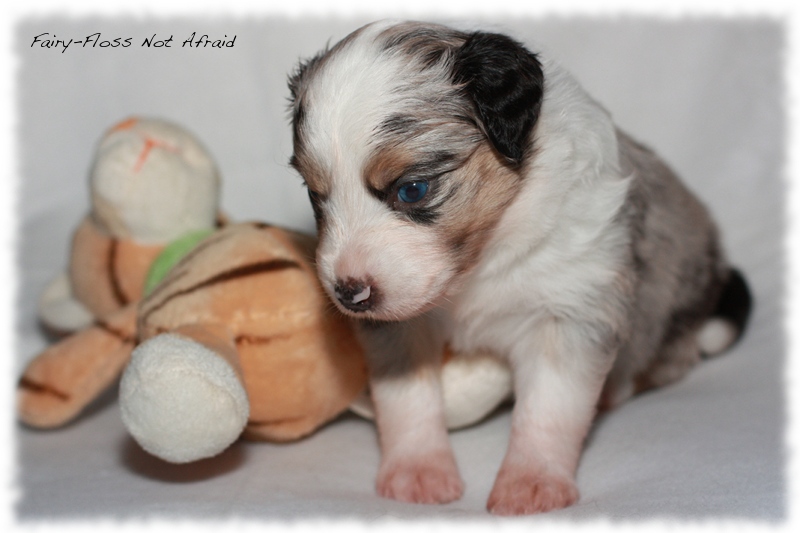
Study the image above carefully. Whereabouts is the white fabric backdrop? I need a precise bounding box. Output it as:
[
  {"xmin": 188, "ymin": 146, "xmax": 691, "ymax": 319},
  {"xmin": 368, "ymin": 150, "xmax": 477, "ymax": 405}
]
[{"xmin": 14, "ymin": 15, "xmax": 785, "ymax": 521}]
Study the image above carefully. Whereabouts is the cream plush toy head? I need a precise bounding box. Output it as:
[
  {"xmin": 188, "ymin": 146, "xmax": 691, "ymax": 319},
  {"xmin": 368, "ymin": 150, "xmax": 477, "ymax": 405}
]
[{"xmin": 90, "ymin": 117, "xmax": 220, "ymax": 244}]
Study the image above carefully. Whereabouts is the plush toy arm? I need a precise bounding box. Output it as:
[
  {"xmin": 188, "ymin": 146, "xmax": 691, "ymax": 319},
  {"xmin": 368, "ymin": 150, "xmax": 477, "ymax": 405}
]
[
  {"xmin": 119, "ymin": 323, "xmax": 249, "ymax": 464},
  {"xmin": 18, "ymin": 303, "xmax": 138, "ymax": 428}
]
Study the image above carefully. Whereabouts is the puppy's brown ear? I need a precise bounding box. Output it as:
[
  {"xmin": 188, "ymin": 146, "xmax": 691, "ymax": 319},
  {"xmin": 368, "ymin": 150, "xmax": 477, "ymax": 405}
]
[{"xmin": 452, "ymin": 32, "xmax": 544, "ymax": 165}]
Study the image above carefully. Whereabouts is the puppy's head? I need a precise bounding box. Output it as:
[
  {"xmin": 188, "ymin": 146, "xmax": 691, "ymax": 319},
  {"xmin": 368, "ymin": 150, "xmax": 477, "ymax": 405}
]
[{"xmin": 288, "ymin": 21, "xmax": 544, "ymax": 321}]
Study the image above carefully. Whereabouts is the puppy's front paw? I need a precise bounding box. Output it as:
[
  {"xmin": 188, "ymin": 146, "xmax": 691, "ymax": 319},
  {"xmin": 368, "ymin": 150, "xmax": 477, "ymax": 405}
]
[
  {"xmin": 377, "ymin": 451, "xmax": 464, "ymax": 504},
  {"xmin": 487, "ymin": 467, "xmax": 579, "ymax": 515}
]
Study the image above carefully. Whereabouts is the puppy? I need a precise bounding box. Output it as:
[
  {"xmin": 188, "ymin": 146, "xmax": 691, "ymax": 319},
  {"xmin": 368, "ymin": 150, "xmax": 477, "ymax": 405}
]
[{"xmin": 287, "ymin": 21, "xmax": 752, "ymax": 515}]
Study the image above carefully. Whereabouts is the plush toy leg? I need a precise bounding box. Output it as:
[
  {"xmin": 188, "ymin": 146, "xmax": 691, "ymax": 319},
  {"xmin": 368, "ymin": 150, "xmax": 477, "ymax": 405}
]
[
  {"xmin": 119, "ymin": 324, "xmax": 249, "ymax": 464},
  {"xmin": 38, "ymin": 272, "xmax": 95, "ymax": 335},
  {"xmin": 18, "ymin": 303, "xmax": 138, "ymax": 428}
]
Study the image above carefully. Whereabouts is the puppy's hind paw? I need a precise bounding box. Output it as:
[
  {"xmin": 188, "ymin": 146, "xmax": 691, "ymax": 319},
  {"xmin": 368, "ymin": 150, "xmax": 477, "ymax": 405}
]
[
  {"xmin": 487, "ymin": 468, "xmax": 579, "ymax": 516},
  {"xmin": 377, "ymin": 452, "xmax": 464, "ymax": 504}
]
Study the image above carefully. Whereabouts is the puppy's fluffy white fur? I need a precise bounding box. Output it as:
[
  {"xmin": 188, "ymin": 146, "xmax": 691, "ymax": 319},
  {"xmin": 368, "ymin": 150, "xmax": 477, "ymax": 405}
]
[{"xmin": 288, "ymin": 21, "xmax": 751, "ymax": 515}]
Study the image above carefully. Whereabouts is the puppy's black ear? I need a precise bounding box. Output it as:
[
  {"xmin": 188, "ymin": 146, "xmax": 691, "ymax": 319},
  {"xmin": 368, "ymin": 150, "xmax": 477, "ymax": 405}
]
[{"xmin": 452, "ymin": 32, "xmax": 544, "ymax": 165}]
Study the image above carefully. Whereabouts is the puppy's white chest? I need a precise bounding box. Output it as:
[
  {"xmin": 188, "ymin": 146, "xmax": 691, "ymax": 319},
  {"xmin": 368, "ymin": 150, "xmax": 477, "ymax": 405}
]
[
  {"xmin": 448, "ymin": 258, "xmax": 546, "ymax": 358},
  {"xmin": 449, "ymin": 302, "xmax": 525, "ymax": 360},
  {"xmin": 447, "ymin": 221, "xmax": 627, "ymax": 358}
]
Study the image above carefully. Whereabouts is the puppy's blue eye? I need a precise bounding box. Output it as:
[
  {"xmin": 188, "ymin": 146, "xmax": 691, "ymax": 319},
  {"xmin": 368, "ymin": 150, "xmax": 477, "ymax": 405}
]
[{"xmin": 397, "ymin": 181, "xmax": 428, "ymax": 203}]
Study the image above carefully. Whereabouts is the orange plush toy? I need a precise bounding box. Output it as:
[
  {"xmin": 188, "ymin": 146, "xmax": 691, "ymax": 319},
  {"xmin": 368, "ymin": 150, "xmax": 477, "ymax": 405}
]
[
  {"xmin": 19, "ymin": 117, "xmax": 368, "ymax": 463},
  {"xmin": 22, "ymin": 116, "xmax": 222, "ymax": 429},
  {"xmin": 120, "ymin": 221, "xmax": 367, "ymax": 461},
  {"xmin": 22, "ymin": 222, "xmax": 368, "ymax": 463}
]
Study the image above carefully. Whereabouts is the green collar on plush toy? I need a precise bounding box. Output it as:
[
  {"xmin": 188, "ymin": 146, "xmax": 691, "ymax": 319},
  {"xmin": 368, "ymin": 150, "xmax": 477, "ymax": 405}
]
[{"xmin": 143, "ymin": 229, "xmax": 216, "ymax": 296}]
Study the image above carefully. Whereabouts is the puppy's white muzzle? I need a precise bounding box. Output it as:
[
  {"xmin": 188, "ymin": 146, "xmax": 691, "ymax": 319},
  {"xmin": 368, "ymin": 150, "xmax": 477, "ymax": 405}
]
[{"xmin": 317, "ymin": 215, "xmax": 453, "ymax": 321}]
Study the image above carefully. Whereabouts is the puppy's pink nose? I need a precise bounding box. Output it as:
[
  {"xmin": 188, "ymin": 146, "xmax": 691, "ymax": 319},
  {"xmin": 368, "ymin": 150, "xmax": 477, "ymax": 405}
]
[{"xmin": 334, "ymin": 278, "xmax": 376, "ymax": 313}]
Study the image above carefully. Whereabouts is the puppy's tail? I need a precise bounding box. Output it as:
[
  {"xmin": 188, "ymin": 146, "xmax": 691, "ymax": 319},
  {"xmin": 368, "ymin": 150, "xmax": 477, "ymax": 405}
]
[{"xmin": 697, "ymin": 268, "xmax": 753, "ymax": 357}]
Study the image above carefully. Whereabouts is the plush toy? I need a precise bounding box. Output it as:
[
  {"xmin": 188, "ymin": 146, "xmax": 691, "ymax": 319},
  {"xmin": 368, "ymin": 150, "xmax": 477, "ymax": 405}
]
[
  {"xmin": 18, "ymin": 117, "xmax": 513, "ymax": 465},
  {"xmin": 37, "ymin": 116, "xmax": 222, "ymax": 334},
  {"xmin": 19, "ymin": 116, "xmax": 368, "ymax": 462},
  {"xmin": 21, "ymin": 116, "xmax": 223, "ymax": 428},
  {"xmin": 122, "ymin": 220, "xmax": 369, "ymax": 461}
]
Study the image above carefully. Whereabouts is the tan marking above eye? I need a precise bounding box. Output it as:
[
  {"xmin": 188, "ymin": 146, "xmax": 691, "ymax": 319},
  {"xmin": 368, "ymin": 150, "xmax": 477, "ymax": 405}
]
[
  {"xmin": 363, "ymin": 146, "xmax": 416, "ymax": 192},
  {"xmin": 290, "ymin": 151, "xmax": 329, "ymax": 196}
]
